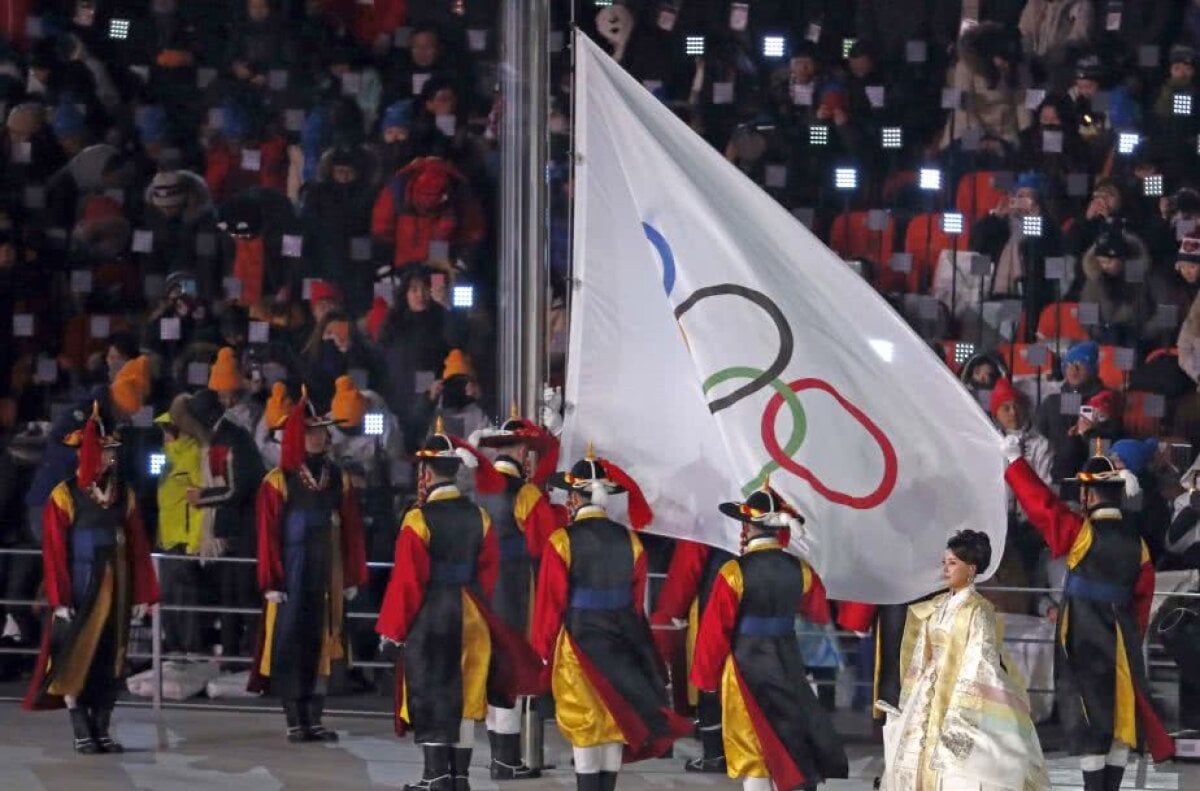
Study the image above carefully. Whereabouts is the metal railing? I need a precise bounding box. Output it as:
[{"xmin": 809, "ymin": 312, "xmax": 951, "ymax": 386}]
[{"xmin": 1, "ymin": 545, "xmax": 1194, "ymax": 774}]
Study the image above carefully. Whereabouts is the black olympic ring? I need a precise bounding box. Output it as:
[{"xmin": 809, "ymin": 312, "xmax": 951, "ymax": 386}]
[{"xmin": 673, "ymin": 284, "xmax": 795, "ymax": 414}]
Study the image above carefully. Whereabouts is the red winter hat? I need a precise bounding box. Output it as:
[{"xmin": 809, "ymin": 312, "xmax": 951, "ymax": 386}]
[
  {"xmin": 989, "ymin": 378, "xmax": 1025, "ymax": 416},
  {"xmin": 366, "ymin": 296, "xmax": 389, "ymax": 341},
  {"xmin": 1086, "ymin": 390, "xmax": 1119, "ymax": 422},
  {"xmin": 81, "ymin": 195, "xmax": 124, "ymax": 225},
  {"xmin": 308, "ymin": 280, "xmax": 341, "ymax": 305}
]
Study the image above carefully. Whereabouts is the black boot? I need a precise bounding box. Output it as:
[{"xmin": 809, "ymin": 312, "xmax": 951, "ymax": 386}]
[
  {"xmin": 489, "ymin": 732, "xmax": 541, "ymax": 780},
  {"xmin": 283, "ymin": 699, "xmax": 307, "ymax": 743},
  {"xmin": 575, "ymin": 773, "xmax": 603, "ymax": 791},
  {"xmin": 1083, "ymin": 769, "xmax": 1106, "ymax": 791},
  {"xmin": 685, "ymin": 726, "xmax": 726, "ymax": 773},
  {"xmin": 1104, "ymin": 764, "xmax": 1125, "ymax": 791},
  {"xmin": 90, "ymin": 707, "xmax": 124, "ymax": 753},
  {"xmin": 452, "ymin": 747, "xmax": 472, "ymax": 791},
  {"xmin": 305, "ymin": 696, "xmax": 339, "ymax": 742},
  {"xmin": 599, "ymin": 770, "xmax": 618, "ymax": 791},
  {"xmin": 403, "ymin": 745, "xmax": 453, "ymax": 791},
  {"xmin": 69, "ymin": 708, "xmax": 98, "ymax": 755}
]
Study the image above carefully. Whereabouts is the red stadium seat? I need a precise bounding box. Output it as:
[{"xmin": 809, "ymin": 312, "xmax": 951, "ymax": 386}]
[
  {"xmin": 996, "ymin": 343, "xmax": 1056, "ymax": 376},
  {"xmin": 830, "ymin": 210, "xmax": 902, "ymax": 292},
  {"xmin": 955, "ymin": 171, "xmax": 1008, "ymax": 223},
  {"xmin": 1096, "ymin": 345, "xmax": 1126, "ymax": 391},
  {"xmin": 903, "ymin": 213, "xmax": 969, "ymax": 294},
  {"xmin": 1122, "ymin": 391, "xmax": 1163, "ymax": 438}
]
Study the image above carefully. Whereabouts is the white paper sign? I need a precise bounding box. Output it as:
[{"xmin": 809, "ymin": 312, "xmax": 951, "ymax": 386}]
[
  {"xmin": 282, "ymin": 234, "xmax": 304, "ymax": 258},
  {"xmin": 1024, "ymin": 89, "xmax": 1046, "ymax": 110},
  {"xmin": 764, "ymin": 165, "xmax": 787, "ymax": 188},
  {"xmin": 160, "ymin": 317, "xmax": 182, "ymax": 341},
  {"xmin": 187, "ymin": 363, "xmax": 210, "ymax": 387},
  {"xmin": 90, "ymin": 316, "xmax": 111, "ymax": 338},
  {"xmin": 341, "ymin": 72, "xmax": 362, "ymax": 95},
  {"xmin": 13, "ymin": 141, "xmax": 32, "ymax": 164},
  {"xmin": 435, "ymin": 114, "xmax": 457, "ymax": 136},
  {"xmin": 269, "ymin": 69, "xmax": 288, "ymax": 90},
  {"xmin": 713, "ymin": 82, "xmax": 734, "ymax": 105},
  {"xmin": 428, "ymin": 240, "xmax": 450, "ymax": 261},
  {"xmin": 132, "ymin": 229, "xmax": 154, "ymax": 253},
  {"xmin": 350, "ymin": 237, "xmax": 372, "ymax": 261},
  {"xmin": 249, "ymin": 321, "xmax": 270, "ymax": 344},
  {"xmin": 71, "ymin": 270, "xmax": 94, "ymax": 293},
  {"xmin": 284, "ymin": 109, "xmax": 306, "ymax": 132},
  {"xmin": 13, "ymin": 314, "xmax": 34, "ymax": 337},
  {"xmin": 865, "ymin": 86, "xmax": 885, "ymax": 109},
  {"xmin": 35, "ymin": 356, "xmax": 58, "ymax": 384},
  {"xmin": 223, "ymin": 276, "xmax": 243, "ymax": 300},
  {"xmin": 412, "ymin": 73, "xmax": 431, "ymax": 95},
  {"xmin": 791, "ymin": 83, "xmax": 813, "ymax": 106},
  {"xmin": 468, "ymin": 29, "xmax": 488, "ymax": 51},
  {"xmin": 240, "ymin": 148, "xmax": 262, "ymax": 171}
]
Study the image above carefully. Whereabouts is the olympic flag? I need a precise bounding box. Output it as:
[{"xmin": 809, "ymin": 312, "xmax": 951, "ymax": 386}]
[{"xmin": 563, "ymin": 32, "xmax": 1007, "ymax": 603}]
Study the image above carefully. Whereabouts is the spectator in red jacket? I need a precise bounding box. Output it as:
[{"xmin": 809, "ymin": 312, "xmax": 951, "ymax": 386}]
[
  {"xmin": 205, "ymin": 101, "xmax": 288, "ymax": 202},
  {"xmin": 370, "ymin": 156, "xmax": 485, "ymax": 270}
]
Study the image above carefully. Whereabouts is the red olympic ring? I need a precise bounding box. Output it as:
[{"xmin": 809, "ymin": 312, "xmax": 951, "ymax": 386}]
[{"xmin": 760, "ymin": 378, "xmax": 899, "ymax": 510}]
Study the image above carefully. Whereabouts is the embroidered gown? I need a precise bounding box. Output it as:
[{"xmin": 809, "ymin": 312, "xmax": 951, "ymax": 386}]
[{"xmin": 882, "ymin": 588, "xmax": 1050, "ymax": 791}]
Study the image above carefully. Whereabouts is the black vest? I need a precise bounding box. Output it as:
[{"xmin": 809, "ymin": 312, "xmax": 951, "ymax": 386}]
[
  {"xmin": 421, "ymin": 490, "xmax": 485, "ymax": 590},
  {"xmin": 567, "ymin": 516, "xmax": 635, "ymax": 610},
  {"xmin": 281, "ymin": 463, "xmax": 344, "ymax": 546},
  {"xmin": 735, "ymin": 548, "xmax": 805, "ymax": 637},
  {"xmin": 476, "ymin": 467, "xmax": 525, "ymax": 562},
  {"xmin": 66, "ymin": 479, "xmax": 126, "ymax": 600}
]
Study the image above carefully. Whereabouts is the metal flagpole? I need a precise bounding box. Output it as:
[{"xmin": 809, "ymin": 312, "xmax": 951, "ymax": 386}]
[
  {"xmin": 499, "ymin": 0, "xmax": 550, "ymax": 771},
  {"xmin": 499, "ymin": 0, "xmax": 550, "ymax": 418}
]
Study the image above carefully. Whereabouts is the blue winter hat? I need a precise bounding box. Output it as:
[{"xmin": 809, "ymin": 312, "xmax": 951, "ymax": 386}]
[
  {"xmin": 382, "ymin": 99, "xmax": 412, "ymax": 131},
  {"xmin": 221, "ymin": 101, "xmax": 249, "ymax": 140},
  {"xmin": 300, "ymin": 107, "xmax": 329, "ymax": 183},
  {"xmin": 136, "ymin": 105, "xmax": 168, "ymax": 144},
  {"xmin": 51, "ymin": 100, "xmax": 85, "ymax": 138},
  {"xmin": 1109, "ymin": 439, "xmax": 1158, "ymax": 476},
  {"xmin": 1014, "ymin": 171, "xmax": 1047, "ymax": 197},
  {"xmin": 1064, "ymin": 340, "xmax": 1099, "ymax": 371}
]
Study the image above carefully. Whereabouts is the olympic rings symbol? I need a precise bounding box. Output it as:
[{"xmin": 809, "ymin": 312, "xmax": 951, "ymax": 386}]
[
  {"xmin": 647, "ymin": 224, "xmax": 897, "ymax": 510},
  {"xmin": 703, "ymin": 366, "xmax": 805, "ymax": 495},
  {"xmin": 761, "ymin": 379, "xmax": 899, "ymax": 510},
  {"xmin": 675, "ymin": 285, "xmax": 794, "ymax": 414}
]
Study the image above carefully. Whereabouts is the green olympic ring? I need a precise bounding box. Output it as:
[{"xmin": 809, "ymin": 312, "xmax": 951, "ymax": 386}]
[{"xmin": 702, "ymin": 366, "xmax": 807, "ymax": 496}]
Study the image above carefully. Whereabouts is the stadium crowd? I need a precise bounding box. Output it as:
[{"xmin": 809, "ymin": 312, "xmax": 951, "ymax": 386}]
[{"xmin": 0, "ymin": 0, "xmax": 1198, "ymax": 734}]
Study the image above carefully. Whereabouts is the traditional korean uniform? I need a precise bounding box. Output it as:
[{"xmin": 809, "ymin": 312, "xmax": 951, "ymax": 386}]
[
  {"xmin": 250, "ymin": 393, "xmax": 368, "ymax": 743},
  {"xmin": 24, "ymin": 405, "xmax": 159, "ymax": 755},
  {"xmin": 531, "ymin": 450, "xmax": 692, "ymax": 791},
  {"xmin": 1006, "ymin": 452, "xmax": 1174, "ymax": 790},
  {"xmin": 377, "ymin": 426, "xmax": 543, "ymax": 791},
  {"xmin": 690, "ymin": 485, "xmax": 848, "ymax": 791}
]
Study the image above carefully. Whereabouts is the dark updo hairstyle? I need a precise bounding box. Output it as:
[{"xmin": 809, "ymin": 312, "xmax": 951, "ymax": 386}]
[{"xmin": 946, "ymin": 530, "xmax": 992, "ymax": 575}]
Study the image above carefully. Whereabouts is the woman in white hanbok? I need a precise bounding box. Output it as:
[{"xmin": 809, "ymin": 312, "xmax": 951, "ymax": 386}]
[{"xmin": 881, "ymin": 530, "xmax": 1051, "ymax": 791}]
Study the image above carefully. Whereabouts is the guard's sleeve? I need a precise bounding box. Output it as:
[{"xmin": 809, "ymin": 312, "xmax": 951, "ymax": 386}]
[
  {"xmin": 798, "ymin": 563, "xmax": 831, "ymax": 625},
  {"xmin": 651, "ymin": 539, "xmax": 708, "ymax": 625},
  {"xmin": 531, "ymin": 528, "xmax": 570, "ymax": 662},
  {"xmin": 255, "ymin": 470, "xmax": 287, "ymax": 592},
  {"xmin": 690, "ymin": 560, "xmax": 742, "ymax": 692},
  {"xmin": 125, "ymin": 495, "xmax": 160, "ymax": 605},
  {"xmin": 376, "ymin": 509, "xmax": 431, "ymax": 642},
  {"xmin": 477, "ymin": 509, "xmax": 499, "ymax": 598},
  {"xmin": 340, "ymin": 474, "xmax": 369, "ymax": 589},
  {"xmin": 515, "ymin": 484, "xmax": 558, "ymax": 561},
  {"xmin": 837, "ymin": 601, "xmax": 877, "ymax": 633},
  {"xmin": 1005, "ymin": 457, "xmax": 1083, "ymax": 558},
  {"xmin": 42, "ymin": 485, "xmax": 74, "ymax": 609}
]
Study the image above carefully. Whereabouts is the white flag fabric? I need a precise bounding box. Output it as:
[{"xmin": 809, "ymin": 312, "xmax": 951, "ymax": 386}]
[{"xmin": 563, "ymin": 32, "xmax": 1007, "ymax": 604}]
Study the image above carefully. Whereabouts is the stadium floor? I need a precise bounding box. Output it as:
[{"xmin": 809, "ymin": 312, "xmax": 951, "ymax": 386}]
[{"xmin": 0, "ymin": 703, "xmax": 1193, "ymax": 790}]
